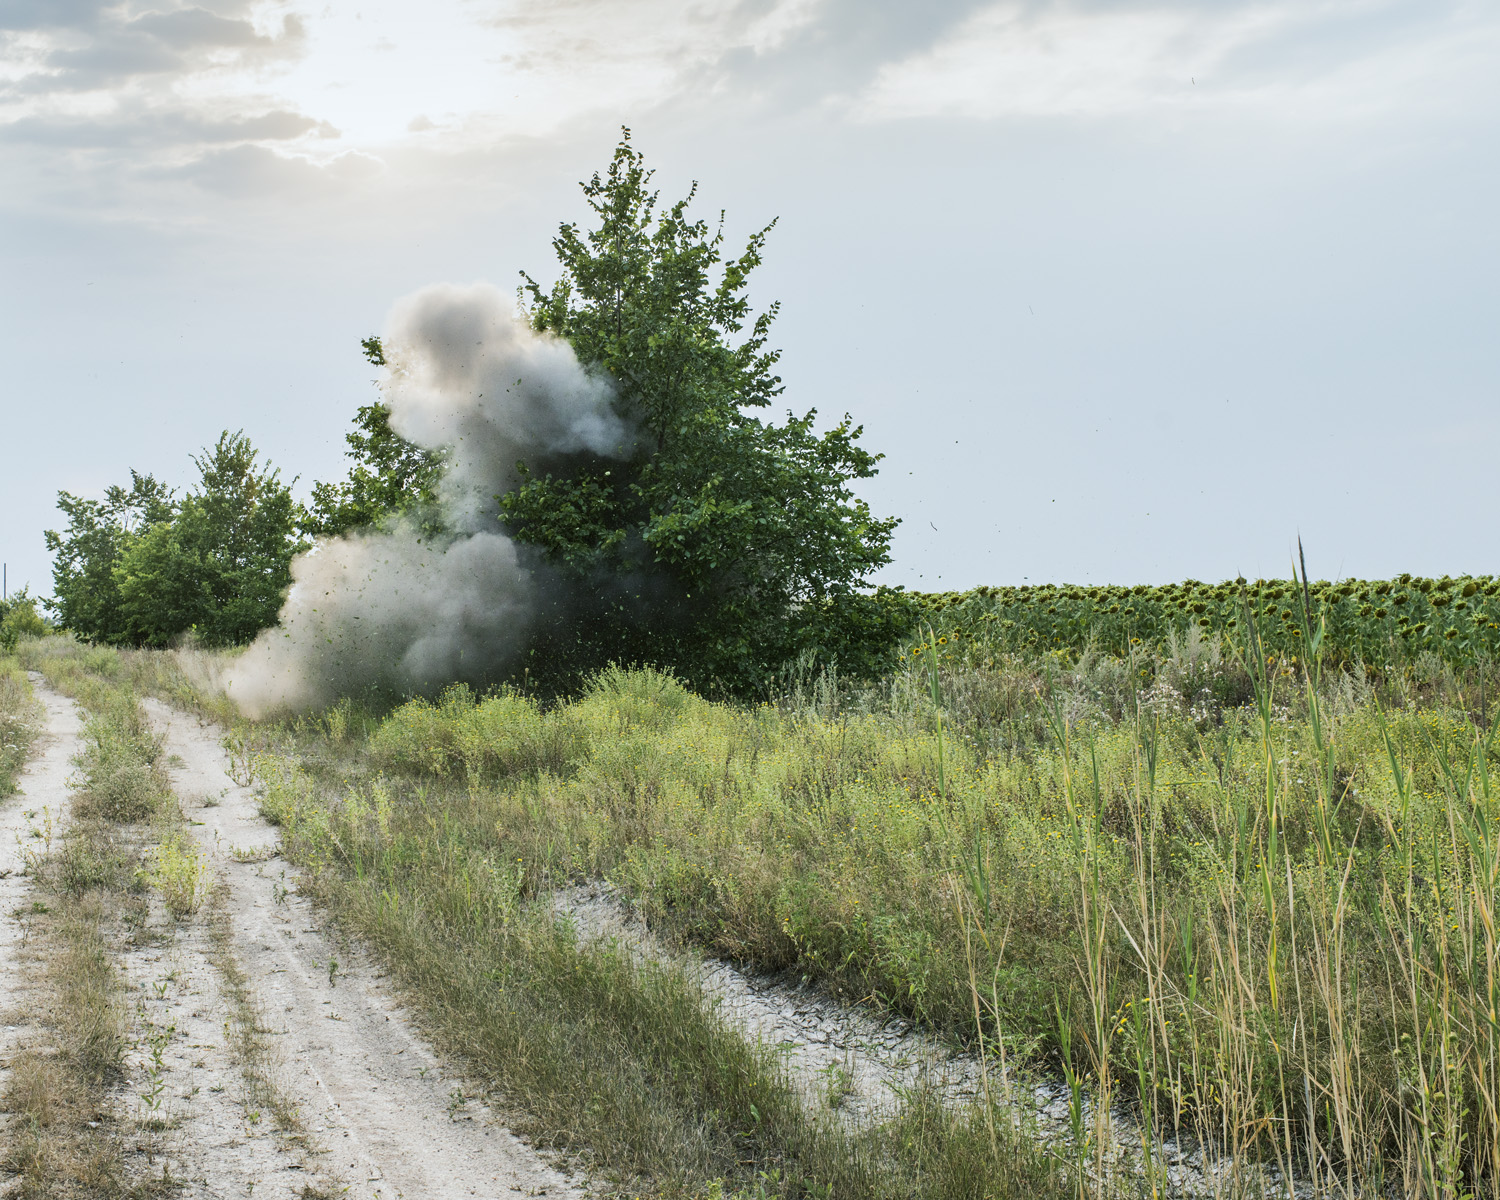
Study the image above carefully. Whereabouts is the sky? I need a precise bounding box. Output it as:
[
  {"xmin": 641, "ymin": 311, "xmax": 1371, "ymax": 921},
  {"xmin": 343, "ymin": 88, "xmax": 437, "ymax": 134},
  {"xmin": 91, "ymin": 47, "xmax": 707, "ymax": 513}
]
[{"xmin": 2, "ymin": 0, "xmax": 1497, "ymax": 600}]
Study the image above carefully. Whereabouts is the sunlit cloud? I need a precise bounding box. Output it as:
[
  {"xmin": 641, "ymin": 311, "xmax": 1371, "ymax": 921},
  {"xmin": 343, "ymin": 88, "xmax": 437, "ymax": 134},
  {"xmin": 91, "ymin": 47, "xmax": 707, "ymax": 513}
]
[{"xmin": 0, "ymin": 0, "xmax": 831, "ymax": 194}]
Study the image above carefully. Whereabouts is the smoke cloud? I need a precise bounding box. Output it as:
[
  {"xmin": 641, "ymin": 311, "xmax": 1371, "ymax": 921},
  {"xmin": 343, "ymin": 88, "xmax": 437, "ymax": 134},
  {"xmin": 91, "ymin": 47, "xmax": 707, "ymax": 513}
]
[
  {"xmin": 227, "ymin": 282, "xmax": 629, "ymax": 717},
  {"xmin": 383, "ymin": 283, "xmax": 631, "ymax": 528}
]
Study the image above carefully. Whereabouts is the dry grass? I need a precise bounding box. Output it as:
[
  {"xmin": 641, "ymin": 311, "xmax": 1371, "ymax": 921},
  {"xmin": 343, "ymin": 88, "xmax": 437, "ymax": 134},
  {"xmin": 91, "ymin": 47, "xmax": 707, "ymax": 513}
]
[{"xmin": 4, "ymin": 827, "xmax": 178, "ymax": 1198}]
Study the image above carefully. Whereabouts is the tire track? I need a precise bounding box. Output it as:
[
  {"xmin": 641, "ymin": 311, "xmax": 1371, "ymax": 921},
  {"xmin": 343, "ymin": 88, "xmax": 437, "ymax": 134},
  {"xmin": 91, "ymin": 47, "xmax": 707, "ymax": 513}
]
[{"xmin": 0, "ymin": 680, "xmax": 78, "ymax": 1110}]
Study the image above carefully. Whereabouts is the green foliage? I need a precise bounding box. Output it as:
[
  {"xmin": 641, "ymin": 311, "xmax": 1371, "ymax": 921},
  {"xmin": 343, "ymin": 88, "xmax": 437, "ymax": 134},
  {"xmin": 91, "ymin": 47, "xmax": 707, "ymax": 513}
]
[
  {"xmin": 113, "ymin": 432, "xmax": 304, "ymax": 647},
  {"xmin": 0, "ymin": 656, "xmax": 41, "ymax": 795},
  {"xmin": 70, "ymin": 687, "xmax": 169, "ymax": 822},
  {"xmin": 302, "ymin": 337, "xmax": 446, "ymax": 539},
  {"xmin": 43, "ymin": 471, "xmax": 176, "ymax": 642},
  {"xmin": 509, "ymin": 131, "xmax": 904, "ymax": 697},
  {"xmin": 0, "ymin": 587, "xmax": 48, "ymax": 652},
  {"xmin": 368, "ymin": 683, "xmax": 586, "ymax": 781},
  {"xmin": 44, "ymin": 433, "xmax": 303, "ymax": 649},
  {"xmin": 912, "ymin": 573, "xmax": 1500, "ymax": 672}
]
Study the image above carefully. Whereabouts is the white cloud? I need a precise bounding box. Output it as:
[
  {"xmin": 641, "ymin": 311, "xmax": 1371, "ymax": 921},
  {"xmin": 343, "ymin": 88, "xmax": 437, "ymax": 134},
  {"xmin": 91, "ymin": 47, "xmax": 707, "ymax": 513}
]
[
  {"xmin": 0, "ymin": 0, "xmax": 834, "ymax": 204},
  {"xmin": 855, "ymin": 1, "xmax": 1500, "ymax": 122}
]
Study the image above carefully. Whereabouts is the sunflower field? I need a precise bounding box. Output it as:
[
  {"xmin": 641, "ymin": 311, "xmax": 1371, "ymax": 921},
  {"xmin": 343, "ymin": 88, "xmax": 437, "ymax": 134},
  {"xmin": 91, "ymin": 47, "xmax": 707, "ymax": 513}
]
[{"xmin": 905, "ymin": 573, "xmax": 1500, "ymax": 669}]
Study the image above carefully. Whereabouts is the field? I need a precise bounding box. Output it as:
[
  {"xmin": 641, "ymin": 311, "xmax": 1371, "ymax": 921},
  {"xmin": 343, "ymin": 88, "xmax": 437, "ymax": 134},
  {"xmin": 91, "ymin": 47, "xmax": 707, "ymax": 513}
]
[
  {"xmin": 910, "ymin": 574, "xmax": 1500, "ymax": 671},
  {"xmin": 8, "ymin": 577, "xmax": 1500, "ymax": 1198}
]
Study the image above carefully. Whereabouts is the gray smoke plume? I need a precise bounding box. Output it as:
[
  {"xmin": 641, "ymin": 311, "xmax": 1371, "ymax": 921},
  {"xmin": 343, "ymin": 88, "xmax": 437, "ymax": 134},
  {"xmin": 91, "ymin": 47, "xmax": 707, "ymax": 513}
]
[
  {"xmin": 383, "ymin": 282, "xmax": 631, "ymax": 528},
  {"xmin": 227, "ymin": 283, "xmax": 629, "ymax": 717}
]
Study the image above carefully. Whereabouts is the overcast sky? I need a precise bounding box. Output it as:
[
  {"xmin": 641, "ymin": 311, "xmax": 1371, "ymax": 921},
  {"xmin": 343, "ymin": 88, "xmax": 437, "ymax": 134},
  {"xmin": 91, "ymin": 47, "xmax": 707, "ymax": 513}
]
[{"xmin": 3, "ymin": 0, "xmax": 1497, "ymax": 599}]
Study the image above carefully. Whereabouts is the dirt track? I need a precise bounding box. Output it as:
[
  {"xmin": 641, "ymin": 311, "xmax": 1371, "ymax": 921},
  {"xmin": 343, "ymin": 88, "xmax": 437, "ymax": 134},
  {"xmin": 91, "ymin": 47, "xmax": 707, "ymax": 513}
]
[
  {"xmin": 141, "ymin": 696, "xmax": 580, "ymax": 1199},
  {"xmin": 0, "ymin": 684, "xmax": 80, "ymax": 1113},
  {"xmin": 3, "ymin": 682, "xmax": 577, "ymax": 1198}
]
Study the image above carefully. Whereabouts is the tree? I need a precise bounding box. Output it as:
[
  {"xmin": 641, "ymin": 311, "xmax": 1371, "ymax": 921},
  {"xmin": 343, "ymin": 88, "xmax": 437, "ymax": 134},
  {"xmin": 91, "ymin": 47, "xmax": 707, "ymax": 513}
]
[
  {"xmin": 44, "ymin": 471, "xmax": 176, "ymax": 641},
  {"xmin": 114, "ymin": 432, "xmax": 304, "ymax": 647},
  {"xmin": 302, "ymin": 338, "xmax": 445, "ymax": 539},
  {"xmin": 507, "ymin": 131, "xmax": 907, "ymax": 695}
]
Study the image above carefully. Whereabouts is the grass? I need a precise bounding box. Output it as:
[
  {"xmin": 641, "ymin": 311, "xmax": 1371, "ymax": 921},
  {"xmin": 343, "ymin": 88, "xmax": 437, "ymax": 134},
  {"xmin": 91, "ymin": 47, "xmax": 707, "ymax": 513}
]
[
  {"xmin": 254, "ymin": 742, "xmax": 1067, "ymax": 1198},
  {"xmin": 271, "ymin": 648, "xmax": 1500, "ymax": 1196},
  {"xmin": 28, "ymin": 638, "xmax": 1075, "ymax": 1199},
  {"xmin": 28, "ymin": 587, "xmax": 1500, "ymax": 1198},
  {"xmin": 0, "ymin": 653, "xmax": 43, "ymax": 795}
]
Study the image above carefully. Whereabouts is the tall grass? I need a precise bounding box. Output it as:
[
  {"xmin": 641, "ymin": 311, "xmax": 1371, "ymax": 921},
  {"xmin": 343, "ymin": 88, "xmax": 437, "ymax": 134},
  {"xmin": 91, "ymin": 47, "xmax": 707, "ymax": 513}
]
[
  {"xmin": 273, "ymin": 644, "xmax": 1500, "ymax": 1196},
  {"xmin": 256, "ymin": 709, "xmax": 1068, "ymax": 1199},
  {"xmin": 32, "ymin": 615, "xmax": 1500, "ymax": 1196}
]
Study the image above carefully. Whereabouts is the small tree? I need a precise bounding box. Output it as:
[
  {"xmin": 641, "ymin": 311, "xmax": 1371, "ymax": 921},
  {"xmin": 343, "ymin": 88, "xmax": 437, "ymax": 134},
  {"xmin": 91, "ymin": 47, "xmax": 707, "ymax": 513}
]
[
  {"xmin": 0, "ymin": 587, "xmax": 48, "ymax": 652},
  {"xmin": 44, "ymin": 471, "xmax": 176, "ymax": 641},
  {"xmin": 302, "ymin": 338, "xmax": 445, "ymax": 539},
  {"xmin": 115, "ymin": 432, "xmax": 303, "ymax": 647},
  {"xmin": 508, "ymin": 131, "xmax": 906, "ymax": 696}
]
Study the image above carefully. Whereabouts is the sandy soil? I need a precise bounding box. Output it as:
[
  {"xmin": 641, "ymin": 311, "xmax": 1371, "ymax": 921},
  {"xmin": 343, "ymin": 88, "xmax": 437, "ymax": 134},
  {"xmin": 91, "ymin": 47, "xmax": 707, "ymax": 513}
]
[
  {"xmin": 0, "ymin": 681, "xmax": 80, "ymax": 1110},
  {"xmin": 114, "ymin": 879, "xmax": 329, "ymax": 1196},
  {"xmin": 143, "ymin": 698, "xmax": 581, "ymax": 1200}
]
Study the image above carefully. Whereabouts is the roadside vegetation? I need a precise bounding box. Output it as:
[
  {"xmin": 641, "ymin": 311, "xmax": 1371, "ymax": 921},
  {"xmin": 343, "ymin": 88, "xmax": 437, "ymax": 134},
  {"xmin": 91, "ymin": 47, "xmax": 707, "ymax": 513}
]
[
  {"xmin": 19, "ymin": 554, "xmax": 1500, "ymax": 1198},
  {"xmin": 0, "ymin": 652, "xmax": 42, "ymax": 796},
  {"xmin": 255, "ymin": 635, "xmax": 1500, "ymax": 1198}
]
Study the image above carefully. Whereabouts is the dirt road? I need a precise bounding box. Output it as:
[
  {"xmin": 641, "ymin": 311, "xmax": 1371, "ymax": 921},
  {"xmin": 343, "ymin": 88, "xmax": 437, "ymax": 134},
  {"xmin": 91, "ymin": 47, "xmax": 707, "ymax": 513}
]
[
  {"xmin": 142, "ymin": 697, "xmax": 579, "ymax": 1199},
  {"xmin": 0, "ymin": 683, "xmax": 80, "ymax": 1108}
]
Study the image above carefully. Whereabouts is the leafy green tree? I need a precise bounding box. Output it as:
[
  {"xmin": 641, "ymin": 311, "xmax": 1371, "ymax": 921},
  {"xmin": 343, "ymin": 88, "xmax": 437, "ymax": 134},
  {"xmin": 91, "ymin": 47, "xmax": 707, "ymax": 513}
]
[
  {"xmin": 302, "ymin": 338, "xmax": 445, "ymax": 539},
  {"xmin": 114, "ymin": 432, "xmax": 304, "ymax": 647},
  {"xmin": 44, "ymin": 472, "xmax": 176, "ymax": 641},
  {"xmin": 509, "ymin": 131, "xmax": 906, "ymax": 695}
]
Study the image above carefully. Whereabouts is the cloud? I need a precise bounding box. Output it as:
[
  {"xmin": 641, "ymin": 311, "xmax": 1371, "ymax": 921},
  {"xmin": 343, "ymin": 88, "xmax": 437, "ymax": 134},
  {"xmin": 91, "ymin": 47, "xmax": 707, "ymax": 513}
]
[
  {"xmin": 3, "ymin": 6, "xmax": 304, "ymax": 94},
  {"xmin": 0, "ymin": 0, "xmax": 114, "ymax": 34},
  {"xmin": 854, "ymin": 1, "xmax": 1500, "ymax": 122},
  {"xmin": 175, "ymin": 143, "xmax": 382, "ymax": 195},
  {"xmin": 130, "ymin": 7, "xmax": 284, "ymax": 52},
  {"xmin": 0, "ymin": 106, "xmax": 334, "ymax": 149},
  {"xmin": 8, "ymin": 0, "xmax": 1493, "ymax": 224},
  {"xmin": 0, "ymin": 2, "xmax": 330, "ymax": 208}
]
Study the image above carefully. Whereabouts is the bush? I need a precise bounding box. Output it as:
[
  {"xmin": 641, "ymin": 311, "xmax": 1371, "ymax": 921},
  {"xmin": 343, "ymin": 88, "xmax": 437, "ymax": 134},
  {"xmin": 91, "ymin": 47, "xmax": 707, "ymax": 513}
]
[
  {"xmin": 71, "ymin": 697, "xmax": 167, "ymax": 823},
  {"xmin": 370, "ymin": 684, "xmax": 588, "ymax": 781},
  {"xmin": 0, "ymin": 588, "xmax": 48, "ymax": 652}
]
